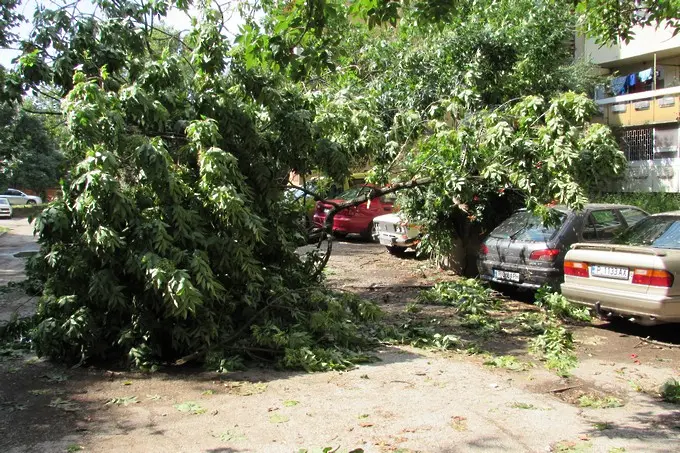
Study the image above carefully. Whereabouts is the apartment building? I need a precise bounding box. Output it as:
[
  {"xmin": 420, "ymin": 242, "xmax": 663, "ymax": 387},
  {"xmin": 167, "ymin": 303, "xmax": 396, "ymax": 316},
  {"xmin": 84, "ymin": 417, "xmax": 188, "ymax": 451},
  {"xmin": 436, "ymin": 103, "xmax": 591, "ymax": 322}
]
[{"xmin": 575, "ymin": 25, "xmax": 680, "ymax": 192}]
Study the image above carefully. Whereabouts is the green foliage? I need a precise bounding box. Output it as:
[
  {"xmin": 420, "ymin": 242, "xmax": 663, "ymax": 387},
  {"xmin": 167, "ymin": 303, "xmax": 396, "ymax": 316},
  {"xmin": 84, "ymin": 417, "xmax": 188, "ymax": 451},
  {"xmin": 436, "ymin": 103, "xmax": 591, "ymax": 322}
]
[
  {"xmin": 380, "ymin": 319, "xmax": 462, "ymax": 351},
  {"xmin": 594, "ymin": 192, "xmax": 680, "ymax": 215},
  {"xmin": 530, "ymin": 322, "xmax": 578, "ymax": 377},
  {"xmin": 659, "ymin": 378, "xmax": 680, "ymax": 404},
  {"xmin": 11, "ymin": 3, "xmax": 388, "ymax": 370},
  {"xmin": 535, "ymin": 287, "xmax": 591, "ymax": 323},
  {"xmin": 174, "ymin": 401, "xmax": 206, "ymax": 414},
  {"xmin": 577, "ymin": 394, "xmax": 624, "ymax": 409},
  {"xmin": 484, "ymin": 355, "xmax": 533, "ymax": 371},
  {"xmin": 1, "ymin": 0, "xmax": 633, "ymax": 372},
  {"xmin": 511, "ymin": 312, "xmax": 550, "ymax": 334},
  {"xmin": 575, "ymin": 0, "xmax": 680, "ymax": 45},
  {"xmin": 418, "ymin": 279, "xmax": 501, "ymax": 336},
  {"xmin": 0, "ymin": 103, "xmax": 64, "ymax": 193},
  {"xmin": 418, "ymin": 279, "xmax": 497, "ymax": 312}
]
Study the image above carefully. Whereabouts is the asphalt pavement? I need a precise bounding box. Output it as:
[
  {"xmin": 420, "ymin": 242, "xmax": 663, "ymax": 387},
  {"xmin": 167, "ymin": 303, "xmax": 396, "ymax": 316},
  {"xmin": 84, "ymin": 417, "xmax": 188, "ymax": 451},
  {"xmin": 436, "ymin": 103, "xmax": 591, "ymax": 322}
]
[{"xmin": 0, "ymin": 217, "xmax": 38, "ymax": 285}]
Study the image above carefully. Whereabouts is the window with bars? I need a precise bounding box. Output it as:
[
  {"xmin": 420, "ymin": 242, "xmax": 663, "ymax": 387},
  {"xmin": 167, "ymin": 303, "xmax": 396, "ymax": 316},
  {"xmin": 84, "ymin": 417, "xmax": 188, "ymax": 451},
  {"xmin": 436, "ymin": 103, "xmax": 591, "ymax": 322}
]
[
  {"xmin": 619, "ymin": 127, "xmax": 654, "ymax": 161},
  {"xmin": 617, "ymin": 125, "xmax": 679, "ymax": 161}
]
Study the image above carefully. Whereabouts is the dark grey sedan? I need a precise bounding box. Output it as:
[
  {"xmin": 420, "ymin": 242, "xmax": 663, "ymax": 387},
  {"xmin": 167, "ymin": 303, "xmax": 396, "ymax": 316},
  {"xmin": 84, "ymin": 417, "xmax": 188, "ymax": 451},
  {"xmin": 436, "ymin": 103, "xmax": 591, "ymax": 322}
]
[{"xmin": 477, "ymin": 204, "xmax": 648, "ymax": 290}]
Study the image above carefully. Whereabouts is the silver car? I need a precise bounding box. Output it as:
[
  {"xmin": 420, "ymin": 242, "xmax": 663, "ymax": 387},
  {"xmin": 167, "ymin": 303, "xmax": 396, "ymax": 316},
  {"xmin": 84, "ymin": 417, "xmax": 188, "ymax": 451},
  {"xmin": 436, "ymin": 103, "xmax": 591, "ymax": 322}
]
[
  {"xmin": 562, "ymin": 212, "xmax": 680, "ymax": 325},
  {"xmin": 1, "ymin": 188, "xmax": 42, "ymax": 205},
  {"xmin": 477, "ymin": 204, "xmax": 648, "ymax": 290}
]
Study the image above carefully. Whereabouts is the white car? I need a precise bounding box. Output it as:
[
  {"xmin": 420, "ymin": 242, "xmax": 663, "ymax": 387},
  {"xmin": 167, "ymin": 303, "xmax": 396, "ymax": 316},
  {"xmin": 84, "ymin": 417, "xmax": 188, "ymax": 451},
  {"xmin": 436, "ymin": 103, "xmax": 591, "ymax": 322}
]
[
  {"xmin": 1, "ymin": 188, "xmax": 42, "ymax": 205},
  {"xmin": 373, "ymin": 213, "xmax": 421, "ymax": 254},
  {"xmin": 0, "ymin": 198, "xmax": 13, "ymax": 218}
]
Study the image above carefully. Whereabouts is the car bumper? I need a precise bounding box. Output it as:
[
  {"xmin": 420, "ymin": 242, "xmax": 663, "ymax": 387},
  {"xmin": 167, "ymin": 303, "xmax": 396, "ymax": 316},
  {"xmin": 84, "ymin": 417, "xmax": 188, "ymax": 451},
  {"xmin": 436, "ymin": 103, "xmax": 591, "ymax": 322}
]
[
  {"xmin": 477, "ymin": 259, "xmax": 561, "ymax": 290},
  {"xmin": 561, "ymin": 281, "xmax": 680, "ymax": 324},
  {"xmin": 373, "ymin": 232, "xmax": 420, "ymax": 248},
  {"xmin": 0, "ymin": 210, "xmax": 11, "ymax": 217}
]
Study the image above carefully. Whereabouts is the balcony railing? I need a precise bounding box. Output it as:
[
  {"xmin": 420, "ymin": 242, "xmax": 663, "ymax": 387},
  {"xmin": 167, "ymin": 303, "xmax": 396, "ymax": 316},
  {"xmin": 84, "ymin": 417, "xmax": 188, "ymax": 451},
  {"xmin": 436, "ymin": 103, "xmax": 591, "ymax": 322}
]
[{"xmin": 595, "ymin": 86, "xmax": 680, "ymax": 127}]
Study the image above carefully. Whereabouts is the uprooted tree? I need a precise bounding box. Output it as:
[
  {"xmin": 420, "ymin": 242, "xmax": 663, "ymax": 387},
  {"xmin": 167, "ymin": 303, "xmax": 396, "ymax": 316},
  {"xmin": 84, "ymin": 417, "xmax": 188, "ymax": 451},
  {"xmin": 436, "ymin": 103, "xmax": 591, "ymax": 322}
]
[{"xmin": 0, "ymin": 0, "xmax": 666, "ymax": 368}]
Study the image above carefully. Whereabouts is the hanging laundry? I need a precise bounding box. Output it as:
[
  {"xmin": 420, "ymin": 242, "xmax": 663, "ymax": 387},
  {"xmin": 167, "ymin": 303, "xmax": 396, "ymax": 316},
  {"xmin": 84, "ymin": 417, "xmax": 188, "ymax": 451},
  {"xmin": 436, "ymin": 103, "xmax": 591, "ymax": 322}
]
[
  {"xmin": 638, "ymin": 68, "xmax": 653, "ymax": 82},
  {"xmin": 627, "ymin": 73, "xmax": 637, "ymax": 88},
  {"xmin": 611, "ymin": 76, "xmax": 627, "ymax": 95}
]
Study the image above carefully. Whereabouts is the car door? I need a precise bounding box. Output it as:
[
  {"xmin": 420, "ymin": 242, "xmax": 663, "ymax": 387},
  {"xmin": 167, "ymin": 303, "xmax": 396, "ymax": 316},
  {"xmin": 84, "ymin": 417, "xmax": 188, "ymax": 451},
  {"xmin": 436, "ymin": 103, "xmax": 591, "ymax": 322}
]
[
  {"xmin": 580, "ymin": 209, "xmax": 626, "ymax": 242},
  {"xmin": 2, "ymin": 189, "xmax": 24, "ymax": 205}
]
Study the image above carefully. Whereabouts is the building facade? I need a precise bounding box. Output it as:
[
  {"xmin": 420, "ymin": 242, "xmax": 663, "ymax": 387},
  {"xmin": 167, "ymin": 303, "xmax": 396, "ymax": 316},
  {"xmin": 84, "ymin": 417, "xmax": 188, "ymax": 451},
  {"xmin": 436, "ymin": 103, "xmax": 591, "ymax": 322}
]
[{"xmin": 575, "ymin": 25, "xmax": 680, "ymax": 192}]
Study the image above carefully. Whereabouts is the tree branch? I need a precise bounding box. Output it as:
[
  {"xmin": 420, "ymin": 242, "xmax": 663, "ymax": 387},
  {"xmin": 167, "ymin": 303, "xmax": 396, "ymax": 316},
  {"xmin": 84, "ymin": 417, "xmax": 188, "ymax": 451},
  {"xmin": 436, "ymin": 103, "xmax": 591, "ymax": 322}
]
[{"xmin": 21, "ymin": 108, "xmax": 62, "ymax": 116}]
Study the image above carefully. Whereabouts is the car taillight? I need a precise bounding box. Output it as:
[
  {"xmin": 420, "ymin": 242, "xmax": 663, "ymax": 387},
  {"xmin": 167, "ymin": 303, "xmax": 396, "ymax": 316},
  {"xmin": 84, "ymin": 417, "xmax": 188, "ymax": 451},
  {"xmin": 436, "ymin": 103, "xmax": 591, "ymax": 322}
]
[
  {"xmin": 529, "ymin": 249, "xmax": 560, "ymax": 261},
  {"xmin": 631, "ymin": 269, "xmax": 674, "ymax": 287},
  {"xmin": 564, "ymin": 261, "xmax": 588, "ymax": 278},
  {"xmin": 480, "ymin": 244, "xmax": 489, "ymax": 255}
]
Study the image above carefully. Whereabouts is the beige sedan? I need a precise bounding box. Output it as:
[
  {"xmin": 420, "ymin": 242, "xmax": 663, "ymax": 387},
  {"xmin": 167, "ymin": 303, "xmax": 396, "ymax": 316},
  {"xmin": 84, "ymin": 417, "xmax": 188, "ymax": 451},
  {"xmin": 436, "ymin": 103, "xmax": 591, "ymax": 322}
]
[{"xmin": 561, "ymin": 212, "xmax": 680, "ymax": 325}]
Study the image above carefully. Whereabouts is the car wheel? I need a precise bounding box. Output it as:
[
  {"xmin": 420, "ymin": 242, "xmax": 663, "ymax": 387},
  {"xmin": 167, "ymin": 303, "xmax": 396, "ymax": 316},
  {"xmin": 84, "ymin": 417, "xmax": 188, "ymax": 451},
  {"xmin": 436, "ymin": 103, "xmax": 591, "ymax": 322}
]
[
  {"xmin": 26, "ymin": 199, "xmax": 36, "ymax": 205},
  {"xmin": 386, "ymin": 246, "xmax": 407, "ymax": 255}
]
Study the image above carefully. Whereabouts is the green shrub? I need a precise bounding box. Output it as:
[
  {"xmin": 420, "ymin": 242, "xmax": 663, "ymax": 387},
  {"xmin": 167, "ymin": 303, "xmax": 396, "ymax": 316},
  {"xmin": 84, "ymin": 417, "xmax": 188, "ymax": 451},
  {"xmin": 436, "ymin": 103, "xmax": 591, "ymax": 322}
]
[
  {"xmin": 530, "ymin": 322, "xmax": 577, "ymax": 377},
  {"xmin": 660, "ymin": 378, "xmax": 680, "ymax": 403},
  {"xmin": 535, "ymin": 286, "xmax": 591, "ymax": 322},
  {"xmin": 418, "ymin": 279, "xmax": 498, "ymax": 314}
]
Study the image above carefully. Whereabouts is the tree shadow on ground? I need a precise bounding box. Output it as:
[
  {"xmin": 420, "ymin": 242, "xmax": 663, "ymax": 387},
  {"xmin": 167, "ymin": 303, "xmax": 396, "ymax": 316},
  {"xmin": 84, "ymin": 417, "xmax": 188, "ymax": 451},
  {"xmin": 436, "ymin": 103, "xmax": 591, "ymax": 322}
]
[
  {"xmin": 0, "ymin": 343, "xmax": 425, "ymax": 452},
  {"xmin": 595, "ymin": 319, "xmax": 680, "ymax": 345},
  {"xmin": 582, "ymin": 394, "xmax": 680, "ymax": 449}
]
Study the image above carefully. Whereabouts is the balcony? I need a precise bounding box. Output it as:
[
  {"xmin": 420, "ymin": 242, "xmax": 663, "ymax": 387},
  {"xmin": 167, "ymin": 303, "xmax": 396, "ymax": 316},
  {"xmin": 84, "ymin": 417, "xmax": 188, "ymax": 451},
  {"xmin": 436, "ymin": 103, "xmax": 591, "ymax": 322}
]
[{"xmin": 595, "ymin": 86, "xmax": 680, "ymax": 128}]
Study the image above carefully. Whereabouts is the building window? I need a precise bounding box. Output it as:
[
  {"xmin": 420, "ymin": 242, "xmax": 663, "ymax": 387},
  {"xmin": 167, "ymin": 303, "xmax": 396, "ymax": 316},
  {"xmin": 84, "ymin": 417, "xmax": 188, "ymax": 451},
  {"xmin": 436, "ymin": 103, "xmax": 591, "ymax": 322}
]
[
  {"xmin": 618, "ymin": 126, "xmax": 679, "ymax": 161},
  {"xmin": 619, "ymin": 127, "xmax": 654, "ymax": 161},
  {"xmin": 655, "ymin": 125, "xmax": 679, "ymax": 157}
]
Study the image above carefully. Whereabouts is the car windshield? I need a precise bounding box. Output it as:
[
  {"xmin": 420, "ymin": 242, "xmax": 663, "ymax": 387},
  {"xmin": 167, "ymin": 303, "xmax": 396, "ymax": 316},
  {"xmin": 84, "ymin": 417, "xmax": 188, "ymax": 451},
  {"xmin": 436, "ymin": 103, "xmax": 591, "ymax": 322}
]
[
  {"xmin": 490, "ymin": 210, "xmax": 566, "ymax": 242},
  {"xmin": 0, "ymin": 198, "xmax": 8, "ymax": 205},
  {"xmin": 335, "ymin": 186, "xmax": 370, "ymax": 201},
  {"xmin": 613, "ymin": 215, "xmax": 680, "ymax": 249}
]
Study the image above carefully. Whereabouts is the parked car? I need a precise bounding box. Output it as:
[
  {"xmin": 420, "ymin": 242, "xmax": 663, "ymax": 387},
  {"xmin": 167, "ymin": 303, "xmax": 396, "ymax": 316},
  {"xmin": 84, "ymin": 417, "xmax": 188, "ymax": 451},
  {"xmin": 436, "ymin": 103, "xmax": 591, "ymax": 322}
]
[
  {"xmin": 1, "ymin": 188, "xmax": 42, "ymax": 205},
  {"xmin": 373, "ymin": 212, "xmax": 421, "ymax": 254},
  {"xmin": 477, "ymin": 204, "xmax": 649, "ymax": 290},
  {"xmin": 0, "ymin": 198, "xmax": 12, "ymax": 218},
  {"xmin": 313, "ymin": 185, "xmax": 395, "ymax": 238},
  {"xmin": 562, "ymin": 212, "xmax": 680, "ymax": 325}
]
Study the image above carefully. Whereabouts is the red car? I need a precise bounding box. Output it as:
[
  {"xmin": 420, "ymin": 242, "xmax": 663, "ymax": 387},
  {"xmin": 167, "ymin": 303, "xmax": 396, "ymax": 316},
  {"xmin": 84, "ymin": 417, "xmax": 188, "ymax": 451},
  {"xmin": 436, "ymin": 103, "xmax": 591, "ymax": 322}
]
[{"xmin": 313, "ymin": 185, "xmax": 395, "ymax": 238}]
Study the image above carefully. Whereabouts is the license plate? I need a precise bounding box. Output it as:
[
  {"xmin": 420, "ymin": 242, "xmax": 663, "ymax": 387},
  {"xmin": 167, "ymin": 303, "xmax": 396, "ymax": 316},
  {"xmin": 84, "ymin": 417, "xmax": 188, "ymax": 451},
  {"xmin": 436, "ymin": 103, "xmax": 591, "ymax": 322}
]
[
  {"xmin": 493, "ymin": 269, "xmax": 520, "ymax": 282},
  {"xmin": 590, "ymin": 265, "xmax": 629, "ymax": 280},
  {"xmin": 379, "ymin": 236, "xmax": 395, "ymax": 246}
]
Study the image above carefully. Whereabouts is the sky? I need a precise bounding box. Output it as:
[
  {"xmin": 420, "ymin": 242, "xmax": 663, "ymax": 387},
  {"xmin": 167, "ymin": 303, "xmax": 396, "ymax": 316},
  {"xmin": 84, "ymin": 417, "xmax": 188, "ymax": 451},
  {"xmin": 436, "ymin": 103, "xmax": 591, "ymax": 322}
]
[{"xmin": 0, "ymin": 0, "xmax": 246, "ymax": 68}]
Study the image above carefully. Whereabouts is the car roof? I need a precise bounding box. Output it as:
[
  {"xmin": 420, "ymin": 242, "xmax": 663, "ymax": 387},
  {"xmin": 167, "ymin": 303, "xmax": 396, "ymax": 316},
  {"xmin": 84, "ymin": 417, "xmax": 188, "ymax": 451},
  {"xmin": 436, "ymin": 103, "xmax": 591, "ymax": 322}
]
[
  {"xmin": 651, "ymin": 210, "xmax": 680, "ymax": 216},
  {"xmin": 522, "ymin": 203, "xmax": 641, "ymax": 213}
]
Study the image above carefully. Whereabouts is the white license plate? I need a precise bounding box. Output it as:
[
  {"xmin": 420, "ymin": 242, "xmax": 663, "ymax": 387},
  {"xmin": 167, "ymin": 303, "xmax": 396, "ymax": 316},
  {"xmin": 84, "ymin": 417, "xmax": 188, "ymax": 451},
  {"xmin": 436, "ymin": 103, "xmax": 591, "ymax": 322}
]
[
  {"xmin": 379, "ymin": 236, "xmax": 395, "ymax": 246},
  {"xmin": 590, "ymin": 265, "xmax": 629, "ymax": 280},
  {"xmin": 493, "ymin": 269, "xmax": 520, "ymax": 282}
]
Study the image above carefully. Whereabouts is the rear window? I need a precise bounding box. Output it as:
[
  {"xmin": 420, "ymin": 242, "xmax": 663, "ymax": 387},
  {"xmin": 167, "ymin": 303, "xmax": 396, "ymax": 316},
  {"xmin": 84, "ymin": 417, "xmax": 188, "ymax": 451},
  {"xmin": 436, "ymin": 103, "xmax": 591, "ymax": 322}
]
[
  {"xmin": 490, "ymin": 210, "xmax": 566, "ymax": 242},
  {"xmin": 614, "ymin": 216, "xmax": 680, "ymax": 250},
  {"xmin": 335, "ymin": 186, "xmax": 371, "ymax": 201},
  {"xmin": 619, "ymin": 207, "xmax": 648, "ymax": 227}
]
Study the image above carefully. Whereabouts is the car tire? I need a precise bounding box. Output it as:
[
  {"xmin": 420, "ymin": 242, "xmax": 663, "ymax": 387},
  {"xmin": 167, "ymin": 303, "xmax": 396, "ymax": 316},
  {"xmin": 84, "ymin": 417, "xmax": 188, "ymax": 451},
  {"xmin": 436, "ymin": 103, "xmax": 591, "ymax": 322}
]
[
  {"xmin": 386, "ymin": 246, "xmax": 407, "ymax": 255},
  {"xmin": 26, "ymin": 200, "xmax": 36, "ymax": 205}
]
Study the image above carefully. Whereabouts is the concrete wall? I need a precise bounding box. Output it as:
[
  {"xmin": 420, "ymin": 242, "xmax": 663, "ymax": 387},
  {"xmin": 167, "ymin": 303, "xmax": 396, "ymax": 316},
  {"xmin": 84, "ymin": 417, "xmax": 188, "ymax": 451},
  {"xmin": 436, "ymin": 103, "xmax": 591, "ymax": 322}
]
[{"xmin": 577, "ymin": 24, "xmax": 680, "ymax": 66}]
